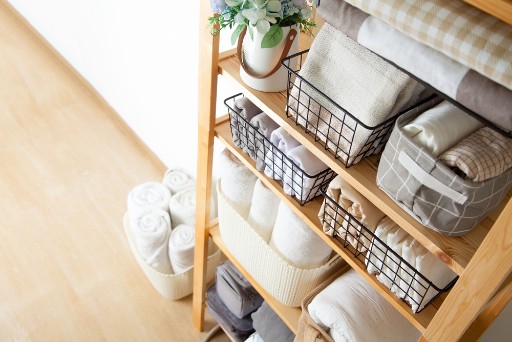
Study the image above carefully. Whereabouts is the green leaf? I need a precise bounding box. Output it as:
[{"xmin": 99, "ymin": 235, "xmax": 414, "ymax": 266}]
[
  {"xmin": 248, "ymin": 25, "xmax": 254, "ymax": 41},
  {"xmin": 231, "ymin": 24, "xmax": 245, "ymax": 46},
  {"xmin": 261, "ymin": 25, "xmax": 283, "ymax": 48}
]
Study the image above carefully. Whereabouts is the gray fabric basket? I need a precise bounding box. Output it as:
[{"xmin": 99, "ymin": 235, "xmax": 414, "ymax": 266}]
[{"xmin": 377, "ymin": 102, "xmax": 512, "ymax": 236}]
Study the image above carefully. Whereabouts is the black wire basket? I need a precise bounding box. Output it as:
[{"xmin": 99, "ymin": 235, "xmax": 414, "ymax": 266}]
[
  {"xmin": 320, "ymin": 186, "xmax": 458, "ymax": 312},
  {"xmin": 281, "ymin": 50, "xmax": 439, "ymax": 167},
  {"xmin": 224, "ymin": 93, "xmax": 336, "ymax": 205}
]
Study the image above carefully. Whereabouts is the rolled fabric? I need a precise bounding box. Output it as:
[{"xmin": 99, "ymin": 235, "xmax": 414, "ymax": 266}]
[
  {"xmin": 403, "ymin": 100, "xmax": 483, "ymax": 157},
  {"xmin": 162, "ymin": 168, "xmax": 195, "ymax": 195},
  {"xmin": 282, "ymin": 145, "xmax": 329, "ymax": 201},
  {"xmin": 232, "ymin": 97, "xmax": 264, "ymax": 155},
  {"xmin": 247, "ymin": 179, "xmax": 281, "ymax": 243},
  {"xmin": 319, "ymin": 176, "xmax": 385, "ymax": 252},
  {"xmin": 168, "ymin": 224, "xmax": 195, "ymax": 274},
  {"xmin": 399, "ymin": 238, "xmax": 419, "ymax": 302},
  {"xmin": 307, "ymin": 269, "xmax": 420, "ymax": 342},
  {"xmin": 376, "ymin": 221, "xmax": 409, "ymax": 291},
  {"xmin": 365, "ymin": 217, "xmax": 399, "ymax": 275},
  {"xmin": 218, "ymin": 148, "xmax": 258, "ymax": 218},
  {"xmin": 439, "ymin": 127, "xmax": 512, "ymax": 182},
  {"xmin": 131, "ymin": 209, "xmax": 172, "ymax": 274},
  {"xmin": 169, "ymin": 187, "xmax": 196, "ymax": 228},
  {"xmin": 264, "ymin": 128, "xmax": 300, "ymax": 180},
  {"xmin": 127, "ymin": 181, "xmax": 171, "ymax": 227},
  {"xmin": 269, "ymin": 201, "xmax": 332, "ymax": 269},
  {"xmin": 249, "ymin": 113, "xmax": 280, "ymax": 171}
]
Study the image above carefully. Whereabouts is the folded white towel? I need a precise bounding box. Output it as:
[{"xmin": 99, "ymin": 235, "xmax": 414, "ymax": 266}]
[
  {"xmin": 247, "ymin": 179, "xmax": 281, "ymax": 242},
  {"xmin": 127, "ymin": 181, "xmax": 171, "ymax": 228},
  {"xmin": 232, "ymin": 97, "xmax": 264, "ymax": 155},
  {"xmin": 250, "ymin": 113, "xmax": 280, "ymax": 171},
  {"xmin": 168, "ymin": 224, "xmax": 195, "ymax": 274},
  {"xmin": 376, "ymin": 222, "xmax": 409, "ymax": 291},
  {"xmin": 131, "ymin": 209, "xmax": 173, "ymax": 274},
  {"xmin": 219, "ymin": 148, "xmax": 258, "ymax": 218},
  {"xmin": 169, "ymin": 187, "xmax": 196, "ymax": 228},
  {"xmin": 264, "ymin": 128, "xmax": 300, "ymax": 180},
  {"xmin": 282, "ymin": 145, "xmax": 329, "ymax": 201},
  {"xmin": 403, "ymin": 100, "xmax": 483, "ymax": 156},
  {"xmin": 366, "ymin": 217, "xmax": 398, "ymax": 275},
  {"xmin": 162, "ymin": 168, "xmax": 195, "ymax": 195},
  {"xmin": 308, "ymin": 269, "xmax": 420, "ymax": 342},
  {"xmin": 269, "ymin": 201, "xmax": 332, "ymax": 269},
  {"xmin": 399, "ymin": 238, "xmax": 418, "ymax": 301}
]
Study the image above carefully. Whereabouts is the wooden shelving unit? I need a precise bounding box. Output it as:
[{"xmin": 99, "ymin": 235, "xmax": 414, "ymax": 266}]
[{"xmin": 193, "ymin": 1, "xmax": 512, "ymax": 341}]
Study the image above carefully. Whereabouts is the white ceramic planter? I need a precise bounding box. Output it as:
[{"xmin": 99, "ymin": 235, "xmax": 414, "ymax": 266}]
[{"xmin": 240, "ymin": 25, "xmax": 300, "ymax": 93}]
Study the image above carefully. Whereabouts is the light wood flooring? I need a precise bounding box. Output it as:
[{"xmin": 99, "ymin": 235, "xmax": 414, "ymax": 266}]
[{"xmin": 0, "ymin": 2, "xmax": 229, "ymax": 341}]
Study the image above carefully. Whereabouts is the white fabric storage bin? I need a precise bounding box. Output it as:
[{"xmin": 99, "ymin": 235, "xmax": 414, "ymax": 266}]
[
  {"xmin": 123, "ymin": 213, "xmax": 221, "ymax": 300},
  {"xmin": 217, "ymin": 179, "xmax": 344, "ymax": 307}
]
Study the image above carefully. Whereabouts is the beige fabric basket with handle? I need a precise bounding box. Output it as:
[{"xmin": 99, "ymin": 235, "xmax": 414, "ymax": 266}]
[
  {"xmin": 217, "ymin": 179, "xmax": 344, "ymax": 307},
  {"xmin": 123, "ymin": 213, "xmax": 221, "ymax": 300}
]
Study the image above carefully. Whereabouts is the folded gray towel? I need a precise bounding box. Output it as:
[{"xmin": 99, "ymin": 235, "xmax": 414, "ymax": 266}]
[{"xmin": 252, "ymin": 302, "xmax": 294, "ymax": 342}]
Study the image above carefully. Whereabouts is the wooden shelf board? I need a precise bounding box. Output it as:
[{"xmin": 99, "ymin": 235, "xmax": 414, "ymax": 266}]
[
  {"xmin": 464, "ymin": 0, "xmax": 512, "ymax": 25},
  {"xmin": 217, "ymin": 55, "xmax": 512, "ymax": 276},
  {"xmin": 208, "ymin": 224, "xmax": 302, "ymax": 334},
  {"xmin": 214, "ymin": 118, "xmax": 452, "ymax": 332}
]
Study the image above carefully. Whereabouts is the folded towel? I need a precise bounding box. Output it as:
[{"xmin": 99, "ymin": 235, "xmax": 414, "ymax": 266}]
[
  {"xmin": 319, "ymin": 176, "xmax": 385, "ymax": 252},
  {"xmin": 403, "ymin": 101, "xmax": 484, "ymax": 156},
  {"xmin": 127, "ymin": 181, "xmax": 172, "ymax": 228},
  {"xmin": 288, "ymin": 22, "xmax": 418, "ymax": 164},
  {"xmin": 365, "ymin": 217, "xmax": 399, "ymax": 275},
  {"xmin": 249, "ymin": 113, "xmax": 280, "ymax": 171},
  {"xmin": 317, "ymin": 0, "xmax": 512, "ymax": 133},
  {"xmin": 162, "ymin": 168, "xmax": 195, "ymax": 195},
  {"xmin": 439, "ymin": 127, "xmax": 512, "ymax": 182},
  {"xmin": 264, "ymin": 128, "xmax": 300, "ymax": 180},
  {"xmin": 308, "ymin": 269, "xmax": 420, "ymax": 342},
  {"xmin": 269, "ymin": 201, "xmax": 332, "ymax": 269},
  {"xmin": 131, "ymin": 209, "xmax": 172, "ymax": 274},
  {"xmin": 168, "ymin": 224, "xmax": 195, "ymax": 274},
  {"xmin": 219, "ymin": 148, "xmax": 258, "ymax": 218},
  {"xmin": 399, "ymin": 238, "xmax": 419, "ymax": 301},
  {"xmin": 282, "ymin": 145, "xmax": 329, "ymax": 201},
  {"xmin": 251, "ymin": 302, "xmax": 294, "ymax": 342},
  {"xmin": 247, "ymin": 179, "xmax": 281, "ymax": 243},
  {"xmin": 169, "ymin": 187, "xmax": 196, "ymax": 228},
  {"xmin": 376, "ymin": 221, "xmax": 409, "ymax": 291},
  {"xmin": 232, "ymin": 97, "xmax": 264, "ymax": 156}
]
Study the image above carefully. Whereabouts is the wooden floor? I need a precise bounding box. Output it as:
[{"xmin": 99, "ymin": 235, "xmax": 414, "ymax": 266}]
[{"xmin": 0, "ymin": 2, "xmax": 229, "ymax": 341}]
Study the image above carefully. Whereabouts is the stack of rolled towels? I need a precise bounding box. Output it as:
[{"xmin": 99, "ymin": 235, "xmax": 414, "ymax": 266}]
[
  {"xmin": 126, "ymin": 168, "xmax": 212, "ymax": 274},
  {"xmin": 220, "ymin": 148, "xmax": 333, "ymax": 269},
  {"xmin": 319, "ymin": 175, "xmax": 457, "ymax": 312}
]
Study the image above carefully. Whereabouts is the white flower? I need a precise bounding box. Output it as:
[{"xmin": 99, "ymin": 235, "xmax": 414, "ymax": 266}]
[
  {"xmin": 255, "ymin": 20, "xmax": 271, "ymax": 33},
  {"xmin": 267, "ymin": 0, "xmax": 281, "ymax": 12},
  {"xmin": 242, "ymin": 8, "xmax": 267, "ymax": 25},
  {"xmin": 234, "ymin": 12, "xmax": 246, "ymax": 24}
]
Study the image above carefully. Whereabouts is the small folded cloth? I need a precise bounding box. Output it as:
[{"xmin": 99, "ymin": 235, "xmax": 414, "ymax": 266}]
[
  {"xmin": 249, "ymin": 113, "xmax": 280, "ymax": 171},
  {"xmin": 231, "ymin": 97, "xmax": 264, "ymax": 157},
  {"xmin": 307, "ymin": 269, "xmax": 420, "ymax": 342},
  {"xmin": 269, "ymin": 201, "xmax": 333, "ymax": 269},
  {"xmin": 247, "ymin": 179, "xmax": 281, "ymax": 243},
  {"xmin": 131, "ymin": 208, "xmax": 173, "ymax": 274},
  {"xmin": 127, "ymin": 181, "xmax": 171, "ymax": 228},
  {"xmin": 403, "ymin": 100, "xmax": 483, "ymax": 157},
  {"xmin": 319, "ymin": 176, "xmax": 385, "ymax": 252},
  {"xmin": 283, "ymin": 145, "xmax": 329, "ymax": 201},
  {"xmin": 162, "ymin": 168, "xmax": 195, "ymax": 195},
  {"xmin": 168, "ymin": 187, "xmax": 196, "ymax": 228},
  {"xmin": 219, "ymin": 148, "xmax": 258, "ymax": 218},
  {"xmin": 264, "ymin": 127, "xmax": 300, "ymax": 180},
  {"xmin": 168, "ymin": 224, "xmax": 195, "ymax": 274},
  {"xmin": 439, "ymin": 127, "xmax": 512, "ymax": 182},
  {"xmin": 251, "ymin": 302, "xmax": 295, "ymax": 342}
]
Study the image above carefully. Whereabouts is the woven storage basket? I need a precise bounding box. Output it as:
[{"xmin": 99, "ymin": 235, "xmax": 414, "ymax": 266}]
[
  {"xmin": 123, "ymin": 213, "xmax": 221, "ymax": 300},
  {"xmin": 217, "ymin": 179, "xmax": 343, "ymax": 307}
]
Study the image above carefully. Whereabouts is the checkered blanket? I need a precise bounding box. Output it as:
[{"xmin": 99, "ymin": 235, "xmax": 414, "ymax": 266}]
[{"xmin": 343, "ymin": 0, "xmax": 512, "ymax": 90}]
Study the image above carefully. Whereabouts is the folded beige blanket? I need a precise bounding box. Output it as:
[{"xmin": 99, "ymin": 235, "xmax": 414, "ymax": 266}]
[
  {"xmin": 439, "ymin": 127, "xmax": 512, "ymax": 182},
  {"xmin": 319, "ymin": 175, "xmax": 385, "ymax": 252}
]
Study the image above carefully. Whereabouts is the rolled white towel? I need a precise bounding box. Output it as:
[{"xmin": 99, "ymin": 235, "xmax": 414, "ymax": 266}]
[
  {"xmin": 264, "ymin": 128, "xmax": 300, "ymax": 180},
  {"xmin": 308, "ymin": 269, "xmax": 420, "ymax": 342},
  {"xmin": 127, "ymin": 181, "xmax": 171, "ymax": 228},
  {"xmin": 131, "ymin": 209, "xmax": 172, "ymax": 274},
  {"xmin": 403, "ymin": 100, "xmax": 483, "ymax": 156},
  {"xmin": 249, "ymin": 113, "xmax": 279, "ymax": 171},
  {"xmin": 169, "ymin": 187, "xmax": 196, "ymax": 228},
  {"xmin": 168, "ymin": 224, "xmax": 195, "ymax": 274},
  {"xmin": 247, "ymin": 179, "xmax": 281, "ymax": 242},
  {"xmin": 282, "ymin": 145, "xmax": 329, "ymax": 201},
  {"xmin": 218, "ymin": 148, "xmax": 257, "ymax": 218},
  {"xmin": 399, "ymin": 238, "xmax": 418, "ymax": 301},
  {"xmin": 269, "ymin": 201, "xmax": 332, "ymax": 269},
  {"xmin": 162, "ymin": 168, "xmax": 195, "ymax": 195},
  {"xmin": 376, "ymin": 223, "xmax": 409, "ymax": 291},
  {"xmin": 366, "ymin": 217, "xmax": 398, "ymax": 275}
]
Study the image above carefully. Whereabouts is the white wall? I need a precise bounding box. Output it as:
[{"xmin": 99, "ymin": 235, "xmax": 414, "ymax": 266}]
[{"xmin": 7, "ymin": 1, "xmax": 512, "ymax": 340}]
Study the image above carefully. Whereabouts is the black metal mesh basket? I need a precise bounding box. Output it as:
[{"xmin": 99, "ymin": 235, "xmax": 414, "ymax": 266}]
[
  {"xmin": 224, "ymin": 93, "xmax": 336, "ymax": 205},
  {"xmin": 281, "ymin": 50, "xmax": 439, "ymax": 167},
  {"xmin": 320, "ymin": 187, "xmax": 458, "ymax": 312}
]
